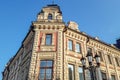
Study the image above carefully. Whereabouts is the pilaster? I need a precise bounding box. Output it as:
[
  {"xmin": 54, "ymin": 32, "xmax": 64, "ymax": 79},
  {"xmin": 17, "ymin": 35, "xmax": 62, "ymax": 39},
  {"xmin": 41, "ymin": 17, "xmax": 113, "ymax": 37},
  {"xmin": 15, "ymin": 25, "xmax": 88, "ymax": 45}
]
[
  {"xmin": 28, "ymin": 28, "xmax": 40, "ymax": 80},
  {"xmin": 56, "ymin": 30, "xmax": 63, "ymax": 80}
]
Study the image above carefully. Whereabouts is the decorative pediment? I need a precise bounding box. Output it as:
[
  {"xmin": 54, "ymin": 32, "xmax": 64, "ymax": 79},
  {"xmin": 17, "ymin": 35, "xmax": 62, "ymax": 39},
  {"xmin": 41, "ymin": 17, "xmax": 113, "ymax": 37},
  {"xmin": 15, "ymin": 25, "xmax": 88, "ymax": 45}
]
[{"xmin": 68, "ymin": 21, "xmax": 80, "ymax": 31}]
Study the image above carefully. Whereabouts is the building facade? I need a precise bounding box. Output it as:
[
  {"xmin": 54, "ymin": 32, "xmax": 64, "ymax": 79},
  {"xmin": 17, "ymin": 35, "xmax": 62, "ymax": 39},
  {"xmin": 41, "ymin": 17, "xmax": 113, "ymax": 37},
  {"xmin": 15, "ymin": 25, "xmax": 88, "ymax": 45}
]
[{"xmin": 2, "ymin": 4, "xmax": 120, "ymax": 80}]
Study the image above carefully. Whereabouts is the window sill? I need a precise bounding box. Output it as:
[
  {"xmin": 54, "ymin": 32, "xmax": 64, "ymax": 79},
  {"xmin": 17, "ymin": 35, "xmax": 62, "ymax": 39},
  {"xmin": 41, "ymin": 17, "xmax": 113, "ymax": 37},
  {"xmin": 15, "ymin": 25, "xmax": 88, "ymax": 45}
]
[{"xmin": 40, "ymin": 45, "xmax": 55, "ymax": 51}]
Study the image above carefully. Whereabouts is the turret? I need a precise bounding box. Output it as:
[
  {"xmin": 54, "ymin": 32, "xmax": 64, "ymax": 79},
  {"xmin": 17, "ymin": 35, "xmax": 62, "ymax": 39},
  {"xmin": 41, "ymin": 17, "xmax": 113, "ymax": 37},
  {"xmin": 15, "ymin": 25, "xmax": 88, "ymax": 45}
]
[{"xmin": 37, "ymin": 4, "xmax": 63, "ymax": 22}]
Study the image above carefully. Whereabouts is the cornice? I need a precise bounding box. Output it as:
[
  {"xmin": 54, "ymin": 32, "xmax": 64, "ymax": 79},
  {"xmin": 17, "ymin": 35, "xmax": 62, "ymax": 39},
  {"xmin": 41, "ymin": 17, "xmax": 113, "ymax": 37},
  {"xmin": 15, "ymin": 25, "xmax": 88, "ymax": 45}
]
[
  {"xmin": 33, "ymin": 21, "xmax": 65, "ymax": 26},
  {"xmin": 66, "ymin": 27, "xmax": 120, "ymax": 52}
]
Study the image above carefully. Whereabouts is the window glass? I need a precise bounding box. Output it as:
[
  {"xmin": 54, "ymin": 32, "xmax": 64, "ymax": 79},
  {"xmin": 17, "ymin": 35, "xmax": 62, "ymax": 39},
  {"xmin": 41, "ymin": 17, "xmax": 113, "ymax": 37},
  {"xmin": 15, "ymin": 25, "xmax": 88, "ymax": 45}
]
[
  {"xmin": 98, "ymin": 51, "xmax": 103, "ymax": 61},
  {"xmin": 40, "ymin": 69, "xmax": 45, "ymax": 73},
  {"xmin": 39, "ymin": 60, "xmax": 53, "ymax": 80},
  {"xmin": 78, "ymin": 67, "xmax": 84, "ymax": 80},
  {"xmin": 111, "ymin": 75, "xmax": 116, "ymax": 80},
  {"xmin": 46, "ymin": 34, "xmax": 52, "ymax": 45},
  {"xmin": 68, "ymin": 40, "xmax": 73, "ymax": 50},
  {"xmin": 87, "ymin": 48, "xmax": 92, "ymax": 53},
  {"xmin": 46, "ymin": 73, "xmax": 52, "ymax": 79},
  {"xmin": 46, "ymin": 69, "xmax": 52, "ymax": 74},
  {"xmin": 40, "ymin": 61, "xmax": 47, "ymax": 67},
  {"xmin": 101, "ymin": 72, "xmax": 107, "ymax": 80},
  {"xmin": 85, "ymin": 70, "xmax": 91, "ymax": 80},
  {"xmin": 76, "ymin": 43, "xmax": 81, "ymax": 53},
  {"xmin": 68, "ymin": 64, "xmax": 74, "ymax": 80},
  {"xmin": 48, "ymin": 14, "xmax": 52, "ymax": 20},
  {"xmin": 39, "ymin": 73, "xmax": 45, "ymax": 80},
  {"xmin": 115, "ymin": 57, "xmax": 119, "ymax": 66},
  {"xmin": 107, "ymin": 55, "xmax": 112, "ymax": 64},
  {"xmin": 47, "ymin": 61, "xmax": 53, "ymax": 67},
  {"xmin": 39, "ymin": 70, "xmax": 45, "ymax": 79}
]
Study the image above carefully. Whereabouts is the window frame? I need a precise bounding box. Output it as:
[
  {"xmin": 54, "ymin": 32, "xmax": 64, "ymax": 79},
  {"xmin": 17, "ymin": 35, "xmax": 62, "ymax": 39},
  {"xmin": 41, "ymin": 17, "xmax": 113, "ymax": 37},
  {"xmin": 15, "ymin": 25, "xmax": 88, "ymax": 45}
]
[
  {"xmin": 68, "ymin": 40, "xmax": 73, "ymax": 51},
  {"xmin": 111, "ymin": 74, "xmax": 116, "ymax": 80},
  {"xmin": 87, "ymin": 47, "xmax": 92, "ymax": 56},
  {"xmin": 101, "ymin": 72, "xmax": 107, "ymax": 80},
  {"xmin": 98, "ymin": 51, "xmax": 103, "ymax": 61},
  {"xmin": 45, "ymin": 34, "xmax": 52, "ymax": 45},
  {"xmin": 48, "ymin": 14, "xmax": 52, "ymax": 20},
  {"xmin": 68, "ymin": 64, "xmax": 75, "ymax": 80},
  {"xmin": 78, "ymin": 66, "xmax": 84, "ymax": 80},
  {"xmin": 87, "ymin": 48, "xmax": 92, "ymax": 53},
  {"xmin": 76, "ymin": 43, "xmax": 81, "ymax": 53},
  {"xmin": 107, "ymin": 55, "xmax": 112, "ymax": 64},
  {"xmin": 39, "ymin": 60, "xmax": 53, "ymax": 80},
  {"xmin": 115, "ymin": 57, "xmax": 120, "ymax": 66}
]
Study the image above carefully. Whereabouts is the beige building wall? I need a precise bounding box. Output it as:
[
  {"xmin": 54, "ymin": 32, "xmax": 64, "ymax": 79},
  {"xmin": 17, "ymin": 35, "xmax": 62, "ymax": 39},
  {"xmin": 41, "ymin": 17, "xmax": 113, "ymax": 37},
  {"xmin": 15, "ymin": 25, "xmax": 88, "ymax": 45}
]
[{"xmin": 2, "ymin": 4, "xmax": 120, "ymax": 80}]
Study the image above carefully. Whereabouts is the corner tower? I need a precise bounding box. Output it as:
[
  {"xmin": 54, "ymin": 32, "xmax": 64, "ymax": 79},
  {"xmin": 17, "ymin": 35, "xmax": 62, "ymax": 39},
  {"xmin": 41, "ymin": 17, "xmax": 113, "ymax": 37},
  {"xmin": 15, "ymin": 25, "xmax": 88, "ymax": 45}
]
[{"xmin": 28, "ymin": 4, "xmax": 65, "ymax": 80}]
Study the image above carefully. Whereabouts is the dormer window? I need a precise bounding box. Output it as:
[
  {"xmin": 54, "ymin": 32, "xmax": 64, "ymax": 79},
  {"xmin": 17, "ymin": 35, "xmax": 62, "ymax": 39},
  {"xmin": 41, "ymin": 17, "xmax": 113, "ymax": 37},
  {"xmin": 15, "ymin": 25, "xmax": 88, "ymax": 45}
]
[{"xmin": 48, "ymin": 14, "xmax": 52, "ymax": 20}]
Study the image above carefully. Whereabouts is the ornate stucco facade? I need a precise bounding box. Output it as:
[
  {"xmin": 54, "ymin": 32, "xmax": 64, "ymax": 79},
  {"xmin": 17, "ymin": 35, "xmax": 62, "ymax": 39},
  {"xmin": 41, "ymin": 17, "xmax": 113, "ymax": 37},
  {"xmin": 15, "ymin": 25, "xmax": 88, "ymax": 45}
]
[{"xmin": 2, "ymin": 4, "xmax": 120, "ymax": 80}]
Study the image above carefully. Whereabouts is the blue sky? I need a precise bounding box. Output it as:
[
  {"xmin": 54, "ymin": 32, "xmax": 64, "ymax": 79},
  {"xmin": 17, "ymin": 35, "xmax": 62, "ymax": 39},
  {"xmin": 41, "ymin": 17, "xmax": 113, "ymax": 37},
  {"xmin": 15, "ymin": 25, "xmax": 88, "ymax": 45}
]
[{"xmin": 0, "ymin": 0, "xmax": 120, "ymax": 79}]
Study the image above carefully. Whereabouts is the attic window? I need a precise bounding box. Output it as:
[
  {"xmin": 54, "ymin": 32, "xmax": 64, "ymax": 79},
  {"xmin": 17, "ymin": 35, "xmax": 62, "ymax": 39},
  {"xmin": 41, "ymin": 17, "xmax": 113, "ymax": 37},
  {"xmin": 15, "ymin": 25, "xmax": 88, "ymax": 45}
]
[{"xmin": 48, "ymin": 14, "xmax": 52, "ymax": 20}]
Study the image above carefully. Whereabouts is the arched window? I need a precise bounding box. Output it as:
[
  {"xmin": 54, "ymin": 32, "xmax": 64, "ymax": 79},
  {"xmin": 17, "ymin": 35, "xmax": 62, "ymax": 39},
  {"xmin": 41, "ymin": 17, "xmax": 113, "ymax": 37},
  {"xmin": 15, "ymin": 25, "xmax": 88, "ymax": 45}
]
[{"xmin": 48, "ymin": 14, "xmax": 52, "ymax": 20}]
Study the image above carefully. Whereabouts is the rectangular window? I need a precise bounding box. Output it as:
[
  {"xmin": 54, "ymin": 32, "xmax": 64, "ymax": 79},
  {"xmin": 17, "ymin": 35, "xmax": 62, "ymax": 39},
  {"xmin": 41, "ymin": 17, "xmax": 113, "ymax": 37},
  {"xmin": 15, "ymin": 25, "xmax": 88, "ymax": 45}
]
[
  {"xmin": 68, "ymin": 64, "xmax": 74, "ymax": 80},
  {"xmin": 111, "ymin": 75, "xmax": 116, "ymax": 80},
  {"xmin": 78, "ymin": 67, "xmax": 84, "ymax": 80},
  {"xmin": 101, "ymin": 72, "xmax": 107, "ymax": 80},
  {"xmin": 87, "ymin": 48, "xmax": 92, "ymax": 53},
  {"xmin": 115, "ymin": 57, "xmax": 119, "ymax": 66},
  {"xmin": 107, "ymin": 55, "xmax": 112, "ymax": 64},
  {"xmin": 46, "ymin": 34, "xmax": 52, "ymax": 45},
  {"xmin": 39, "ymin": 60, "xmax": 53, "ymax": 80},
  {"xmin": 85, "ymin": 70, "xmax": 91, "ymax": 80},
  {"xmin": 68, "ymin": 40, "xmax": 73, "ymax": 51},
  {"xmin": 76, "ymin": 43, "xmax": 81, "ymax": 53},
  {"xmin": 98, "ymin": 51, "xmax": 103, "ymax": 61}
]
